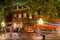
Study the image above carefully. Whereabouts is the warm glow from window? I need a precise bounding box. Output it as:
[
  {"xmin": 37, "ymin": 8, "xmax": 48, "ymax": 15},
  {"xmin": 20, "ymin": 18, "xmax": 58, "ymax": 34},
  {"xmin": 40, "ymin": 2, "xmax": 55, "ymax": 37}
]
[
  {"xmin": 13, "ymin": 23, "xmax": 17, "ymax": 28},
  {"xmin": 18, "ymin": 14, "xmax": 21, "ymax": 18},
  {"xmin": 24, "ymin": 13, "xmax": 26, "ymax": 18},
  {"xmin": 29, "ymin": 15, "xmax": 32, "ymax": 19}
]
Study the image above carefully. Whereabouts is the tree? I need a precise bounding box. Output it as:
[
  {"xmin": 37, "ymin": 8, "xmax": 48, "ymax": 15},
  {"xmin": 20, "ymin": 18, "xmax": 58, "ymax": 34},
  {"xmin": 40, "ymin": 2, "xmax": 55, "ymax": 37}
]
[
  {"xmin": 18, "ymin": 0, "xmax": 60, "ymax": 19},
  {"xmin": 0, "ymin": 0, "xmax": 60, "ymax": 20}
]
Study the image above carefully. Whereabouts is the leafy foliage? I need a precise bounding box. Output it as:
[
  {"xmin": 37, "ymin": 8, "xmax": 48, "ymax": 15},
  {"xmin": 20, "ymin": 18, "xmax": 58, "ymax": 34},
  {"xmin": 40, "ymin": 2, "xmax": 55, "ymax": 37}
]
[
  {"xmin": 18, "ymin": 0, "xmax": 60, "ymax": 18},
  {"xmin": 0, "ymin": 0, "xmax": 60, "ymax": 19}
]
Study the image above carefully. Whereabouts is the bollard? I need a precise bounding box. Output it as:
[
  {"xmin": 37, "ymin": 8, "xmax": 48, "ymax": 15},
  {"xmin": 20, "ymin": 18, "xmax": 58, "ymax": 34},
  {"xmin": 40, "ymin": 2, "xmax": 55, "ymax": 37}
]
[{"xmin": 42, "ymin": 35, "xmax": 45, "ymax": 40}]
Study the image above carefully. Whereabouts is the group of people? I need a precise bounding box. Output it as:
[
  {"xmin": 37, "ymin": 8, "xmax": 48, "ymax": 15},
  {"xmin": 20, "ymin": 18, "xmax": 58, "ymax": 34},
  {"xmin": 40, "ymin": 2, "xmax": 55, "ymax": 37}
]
[{"xmin": 1, "ymin": 23, "xmax": 23, "ymax": 33}]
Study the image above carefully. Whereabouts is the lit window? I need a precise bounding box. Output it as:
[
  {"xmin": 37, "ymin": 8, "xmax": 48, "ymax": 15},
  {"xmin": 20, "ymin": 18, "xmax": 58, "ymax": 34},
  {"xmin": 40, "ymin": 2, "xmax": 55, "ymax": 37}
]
[
  {"xmin": 18, "ymin": 14, "xmax": 21, "ymax": 18},
  {"xmin": 24, "ymin": 13, "xmax": 26, "ymax": 18}
]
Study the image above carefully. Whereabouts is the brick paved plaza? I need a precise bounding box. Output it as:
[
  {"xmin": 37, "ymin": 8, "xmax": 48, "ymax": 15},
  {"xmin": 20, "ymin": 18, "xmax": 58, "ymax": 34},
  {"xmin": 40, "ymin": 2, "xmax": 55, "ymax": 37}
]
[{"xmin": 0, "ymin": 33, "xmax": 60, "ymax": 40}]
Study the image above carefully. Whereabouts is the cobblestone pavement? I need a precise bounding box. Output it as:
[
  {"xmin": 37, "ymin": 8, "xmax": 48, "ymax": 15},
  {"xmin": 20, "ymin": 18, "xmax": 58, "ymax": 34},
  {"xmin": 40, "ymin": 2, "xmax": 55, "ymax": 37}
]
[{"xmin": 0, "ymin": 33, "xmax": 60, "ymax": 40}]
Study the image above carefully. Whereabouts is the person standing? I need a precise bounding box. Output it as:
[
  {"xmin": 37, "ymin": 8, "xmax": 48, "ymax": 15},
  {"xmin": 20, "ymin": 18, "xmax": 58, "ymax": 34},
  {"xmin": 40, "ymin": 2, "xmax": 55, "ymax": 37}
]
[{"xmin": 10, "ymin": 26, "xmax": 14, "ymax": 32}]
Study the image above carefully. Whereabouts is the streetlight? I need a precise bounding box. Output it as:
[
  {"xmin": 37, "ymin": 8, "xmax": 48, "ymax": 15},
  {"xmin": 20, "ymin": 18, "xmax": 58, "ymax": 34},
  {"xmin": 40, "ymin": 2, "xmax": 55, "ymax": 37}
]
[
  {"xmin": 1, "ymin": 20, "xmax": 6, "ymax": 27},
  {"xmin": 19, "ymin": 22, "xmax": 23, "ymax": 32},
  {"xmin": 37, "ymin": 18, "xmax": 45, "ymax": 40},
  {"xmin": 13, "ymin": 22, "xmax": 17, "ymax": 28},
  {"xmin": 1, "ymin": 20, "xmax": 6, "ymax": 33},
  {"xmin": 37, "ymin": 18, "xmax": 44, "ymax": 25},
  {"xmin": 36, "ymin": 18, "xmax": 44, "ymax": 34}
]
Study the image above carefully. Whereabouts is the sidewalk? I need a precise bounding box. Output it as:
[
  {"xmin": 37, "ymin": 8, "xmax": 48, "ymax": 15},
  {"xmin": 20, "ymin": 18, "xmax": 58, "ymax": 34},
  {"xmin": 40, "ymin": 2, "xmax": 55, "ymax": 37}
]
[{"xmin": 0, "ymin": 33, "xmax": 60, "ymax": 40}]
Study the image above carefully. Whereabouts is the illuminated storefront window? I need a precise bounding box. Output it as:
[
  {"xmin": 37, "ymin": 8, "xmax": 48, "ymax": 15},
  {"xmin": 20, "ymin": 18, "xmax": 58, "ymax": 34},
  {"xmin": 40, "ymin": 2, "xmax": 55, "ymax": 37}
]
[
  {"xmin": 18, "ymin": 14, "xmax": 21, "ymax": 18},
  {"xmin": 24, "ymin": 13, "xmax": 26, "ymax": 18}
]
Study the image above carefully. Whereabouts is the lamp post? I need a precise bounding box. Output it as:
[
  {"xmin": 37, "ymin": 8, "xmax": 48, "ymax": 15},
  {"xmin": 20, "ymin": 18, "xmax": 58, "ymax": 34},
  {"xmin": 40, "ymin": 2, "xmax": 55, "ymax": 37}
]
[
  {"xmin": 18, "ymin": 22, "xmax": 23, "ymax": 38},
  {"xmin": 37, "ymin": 18, "xmax": 44, "ymax": 25},
  {"xmin": 37, "ymin": 18, "xmax": 44, "ymax": 34},
  {"xmin": 37, "ymin": 18, "xmax": 45, "ymax": 40},
  {"xmin": 18, "ymin": 22, "xmax": 23, "ymax": 33},
  {"xmin": 1, "ymin": 20, "xmax": 6, "ymax": 33}
]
